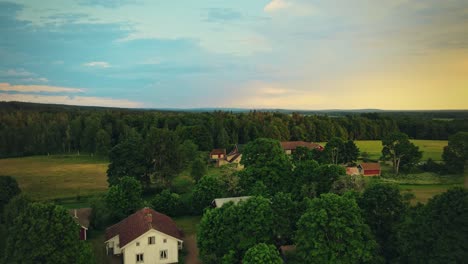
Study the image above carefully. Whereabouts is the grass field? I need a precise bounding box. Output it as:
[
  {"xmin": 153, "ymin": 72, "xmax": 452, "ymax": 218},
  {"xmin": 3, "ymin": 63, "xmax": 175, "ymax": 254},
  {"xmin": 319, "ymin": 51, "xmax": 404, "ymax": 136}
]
[
  {"xmin": 344, "ymin": 140, "xmax": 447, "ymax": 161},
  {"xmin": 0, "ymin": 155, "xmax": 108, "ymax": 200}
]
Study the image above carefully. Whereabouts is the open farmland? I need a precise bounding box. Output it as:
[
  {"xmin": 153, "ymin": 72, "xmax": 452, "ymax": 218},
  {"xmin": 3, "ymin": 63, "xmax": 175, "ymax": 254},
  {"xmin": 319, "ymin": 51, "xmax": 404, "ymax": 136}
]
[
  {"xmin": 348, "ymin": 140, "xmax": 448, "ymax": 161},
  {"xmin": 0, "ymin": 155, "xmax": 108, "ymax": 200}
]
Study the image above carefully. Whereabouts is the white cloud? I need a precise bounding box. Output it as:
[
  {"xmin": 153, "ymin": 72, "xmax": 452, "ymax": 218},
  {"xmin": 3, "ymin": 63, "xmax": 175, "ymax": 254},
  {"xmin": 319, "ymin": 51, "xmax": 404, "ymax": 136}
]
[
  {"xmin": 264, "ymin": 0, "xmax": 290, "ymax": 12},
  {"xmin": 83, "ymin": 61, "xmax": 111, "ymax": 68},
  {"xmin": 20, "ymin": 77, "xmax": 49, "ymax": 83},
  {"xmin": 0, "ymin": 93, "xmax": 144, "ymax": 108},
  {"xmin": 0, "ymin": 69, "xmax": 34, "ymax": 77},
  {"xmin": 0, "ymin": 83, "xmax": 84, "ymax": 93}
]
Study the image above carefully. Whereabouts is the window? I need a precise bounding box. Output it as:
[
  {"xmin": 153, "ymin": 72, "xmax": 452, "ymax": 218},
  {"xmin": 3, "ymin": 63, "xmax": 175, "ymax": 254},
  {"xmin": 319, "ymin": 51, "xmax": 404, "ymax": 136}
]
[
  {"xmin": 148, "ymin": 236, "xmax": 155, "ymax": 245},
  {"xmin": 160, "ymin": 250, "xmax": 168, "ymax": 260},
  {"xmin": 136, "ymin": 253, "xmax": 144, "ymax": 262},
  {"xmin": 136, "ymin": 242, "xmax": 140, "ymax": 246},
  {"xmin": 163, "ymin": 238, "xmax": 167, "ymax": 243}
]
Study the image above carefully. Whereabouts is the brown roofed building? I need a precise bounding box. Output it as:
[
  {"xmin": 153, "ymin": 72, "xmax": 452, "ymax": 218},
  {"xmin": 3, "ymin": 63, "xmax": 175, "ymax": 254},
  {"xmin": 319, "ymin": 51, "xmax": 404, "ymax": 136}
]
[
  {"xmin": 210, "ymin": 149, "xmax": 226, "ymax": 160},
  {"xmin": 358, "ymin": 163, "xmax": 381, "ymax": 176},
  {"xmin": 280, "ymin": 141, "xmax": 324, "ymax": 155},
  {"xmin": 69, "ymin": 208, "xmax": 91, "ymax": 240},
  {"xmin": 105, "ymin": 208, "xmax": 183, "ymax": 264}
]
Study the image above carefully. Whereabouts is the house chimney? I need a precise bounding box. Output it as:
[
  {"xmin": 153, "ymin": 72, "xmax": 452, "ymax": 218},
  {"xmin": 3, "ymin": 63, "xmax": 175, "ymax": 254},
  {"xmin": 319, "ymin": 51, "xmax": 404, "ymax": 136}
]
[{"xmin": 143, "ymin": 207, "xmax": 152, "ymax": 226}]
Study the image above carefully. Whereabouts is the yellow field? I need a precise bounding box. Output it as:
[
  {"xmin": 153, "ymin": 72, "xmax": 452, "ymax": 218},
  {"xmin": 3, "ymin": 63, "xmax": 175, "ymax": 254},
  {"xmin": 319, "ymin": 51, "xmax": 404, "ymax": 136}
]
[{"xmin": 0, "ymin": 155, "xmax": 108, "ymax": 200}]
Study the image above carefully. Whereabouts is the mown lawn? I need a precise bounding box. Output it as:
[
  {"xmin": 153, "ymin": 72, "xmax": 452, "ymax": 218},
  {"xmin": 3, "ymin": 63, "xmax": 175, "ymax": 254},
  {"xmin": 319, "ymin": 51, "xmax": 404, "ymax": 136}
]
[{"xmin": 0, "ymin": 155, "xmax": 109, "ymax": 200}]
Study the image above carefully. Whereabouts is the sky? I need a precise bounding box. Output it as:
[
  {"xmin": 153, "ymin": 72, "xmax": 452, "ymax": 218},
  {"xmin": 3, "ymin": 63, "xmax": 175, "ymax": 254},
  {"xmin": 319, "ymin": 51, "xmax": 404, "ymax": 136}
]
[{"xmin": 0, "ymin": 0, "xmax": 467, "ymax": 110}]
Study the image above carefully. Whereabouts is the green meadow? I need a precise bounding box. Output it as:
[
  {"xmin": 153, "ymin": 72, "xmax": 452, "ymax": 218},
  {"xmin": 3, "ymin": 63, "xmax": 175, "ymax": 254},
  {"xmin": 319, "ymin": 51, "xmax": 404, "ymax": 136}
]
[
  {"xmin": 0, "ymin": 155, "xmax": 108, "ymax": 201},
  {"xmin": 319, "ymin": 139, "xmax": 448, "ymax": 161}
]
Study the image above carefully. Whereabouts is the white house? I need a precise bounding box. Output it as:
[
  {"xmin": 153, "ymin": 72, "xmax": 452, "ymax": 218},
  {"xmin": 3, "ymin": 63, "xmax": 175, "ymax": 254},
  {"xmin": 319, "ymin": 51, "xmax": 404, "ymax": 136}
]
[{"xmin": 105, "ymin": 208, "xmax": 183, "ymax": 264}]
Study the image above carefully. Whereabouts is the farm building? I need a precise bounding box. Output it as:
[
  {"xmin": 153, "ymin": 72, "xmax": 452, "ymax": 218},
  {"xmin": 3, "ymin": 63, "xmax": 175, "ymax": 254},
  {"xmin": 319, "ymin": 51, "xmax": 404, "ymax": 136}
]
[
  {"xmin": 280, "ymin": 141, "xmax": 323, "ymax": 155},
  {"xmin": 345, "ymin": 167, "xmax": 360, "ymax": 176},
  {"xmin": 226, "ymin": 144, "xmax": 244, "ymax": 169},
  {"xmin": 210, "ymin": 149, "xmax": 226, "ymax": 160},
  {"xmin": 105, "ymin": 208, "xmax": 183, "ymax": 264},
  {"xmin": 212, "ymin": 196, "xmax": 252, "ymax": 208},
  {"xmin": 358, "ymin": 163, "xmax": 381, "ymax": 176},
  {"xmin": 69, "ymin": 208, "xmax": 91, "ymax": 240}
]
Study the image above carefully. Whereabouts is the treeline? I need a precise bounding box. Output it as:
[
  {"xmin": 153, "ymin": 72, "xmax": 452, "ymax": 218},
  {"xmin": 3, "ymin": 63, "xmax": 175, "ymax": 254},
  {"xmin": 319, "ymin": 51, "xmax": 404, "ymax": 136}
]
[{"xmin": 1, "ymin": 102, "xmax": 467, "ymax": 158}]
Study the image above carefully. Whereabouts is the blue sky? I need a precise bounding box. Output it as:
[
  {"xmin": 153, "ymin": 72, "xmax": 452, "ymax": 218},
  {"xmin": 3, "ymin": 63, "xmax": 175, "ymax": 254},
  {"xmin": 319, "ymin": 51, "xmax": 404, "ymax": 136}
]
[{"xmin": 1, "ymin": 0, "xmax": 468, "ymax": 109}]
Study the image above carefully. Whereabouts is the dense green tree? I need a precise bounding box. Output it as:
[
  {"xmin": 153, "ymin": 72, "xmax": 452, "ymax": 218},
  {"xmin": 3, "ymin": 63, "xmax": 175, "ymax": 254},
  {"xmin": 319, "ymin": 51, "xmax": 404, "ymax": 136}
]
[
  {"xmin": 107, "ymin": 132, "xmax": 149, "ymax": 186},
  {"xmin": 0, "ymin": 176, "xmax": 20, "ymax": 216},
  {"xmin": 239, "ymin": 138, "xmax": 292, "ymax": 194},
  {"xmin": 191, "ymin": 158, "xmax": 207, "ymax": 183},
  {"xmin": 397, "ymin": 188, "xmax": 468, "ymax": 263},
  {"xmin": 442, "ymin": 132, "xmax": 468, "ymax": 180},
  {"xmin": 95, "ymin": 129, "xmax": 111, "ymax": 156},
  {"xmin": 179, "ymin": 140, "xmax": 198, "ymax": 167},
  {"xmin": 330, "ymin": 174, "xmax": 366, "ymax": 195},
  {"xmin": 312, "ymin": 164, "xmax": 346, "ymax": 195},
  {"xmin": 146, "ymin": 127, "xmax": 183, "ymax": 186},
  {"xmin": 343, "ymin": 140, "xmax": 360, "ymax": 164},
  {"xmin": 271, "ymin": 192, "xmax": 299, "ymax": 245},
  {"xmin": 3, "ymin": 202, "xmax": 94, "ymax": 263},
  {"xmin": 243, "ymin": 243, "xmax": 283, "ymax": 264},
  {"xmin": 192, "ymin": 175, "xmax": 226, "ymax": 213},
  {"xmin": 89, "ymin": 195, "xmax": 111, "ymax": 230},
  {"xmin": 382, "ymin": 132, "xmax": 422, "ymax": 174},
  {"xmin": 292, "ymin": 146, "xmax": 314, "ymax": 164},
  {"xmin": 324, "ymin": 137, "xmax": 345, "ymax": 164},
  {"xmin": 2, "ymin": 194, "xmax": 31, "ymax": 226},
  {"xmin": 359, "ymin": 184, "xmax": 406, "ymax": 261},
  {"xmin": 106, "ymin": 176, "xmax": 144, "ymax": 220},
  {"xmin": 295, "ymin": 193, "xmax": 378, "ymax": 264},
  {"xmin": 197, "ymin": 196, "xmax": 274, "ymax": 264},
  {"xmin": 151, "ymin": 189, "xmax": 182, "ymax": 217}
]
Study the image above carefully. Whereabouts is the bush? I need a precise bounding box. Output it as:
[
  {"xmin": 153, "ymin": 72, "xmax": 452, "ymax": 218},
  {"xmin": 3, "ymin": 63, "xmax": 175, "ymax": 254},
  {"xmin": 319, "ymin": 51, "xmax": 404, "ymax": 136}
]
[
  {"xmin": 171, "ymin": 177, "xmax": 194, "ymax": 194},
  {"xmin": 151, "ymin": 189, "xmax": 183, "ymax": 217}
]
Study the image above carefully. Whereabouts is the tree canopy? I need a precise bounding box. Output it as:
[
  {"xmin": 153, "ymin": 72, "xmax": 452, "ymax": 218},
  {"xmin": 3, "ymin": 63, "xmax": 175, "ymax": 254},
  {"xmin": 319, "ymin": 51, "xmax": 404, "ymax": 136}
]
[
  {"xmin": 382, "ymin": 132, "xmax": 422, "ymax": 174},
  {"xmin": 243, "ymin": 243, "xmax": 283, "ymax": 264},
  {"xmin": 106, "ymin": 176, "xmax": 144, "ymax": 220},
  {"xmin": 443, "ymin": 132, "xmax": 468, "ymax": 176},
  {"xmin": 295, "ymin": 193, "xmax": 378, "ymax": 264},
  {"xmin": 0, "ymin": 176, "xmax": 20, "ymax": 216},
  {"xmin": 197, "ymin": 196, "xmax": 275, "ymax": 264},
  {"xmin": 3, "ymin": 202, "xmax": 94, "ymax": 263}
]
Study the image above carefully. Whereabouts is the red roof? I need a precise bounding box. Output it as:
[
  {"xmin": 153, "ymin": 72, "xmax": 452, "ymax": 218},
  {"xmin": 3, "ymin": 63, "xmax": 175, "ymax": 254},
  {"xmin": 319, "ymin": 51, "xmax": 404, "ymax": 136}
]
[
  {"xmin": 280, "ymin": 141, "xmax": 323, "ymax": 151},
  {"xmin": 210, "ymin": 149, "xmax": 226, "ymax": 155},
  {"xmin": 359, "ymin": 163, "xmax": 381, "ymax": 171},
  {"xmin": 105, "ymin": 208, "xmax": 182, "ymax": 248}
]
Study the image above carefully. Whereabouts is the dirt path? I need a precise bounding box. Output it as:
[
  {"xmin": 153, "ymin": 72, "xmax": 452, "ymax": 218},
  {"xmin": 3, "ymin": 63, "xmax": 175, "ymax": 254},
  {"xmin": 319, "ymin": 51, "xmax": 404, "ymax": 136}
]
[{"xmin": 184, "ymin": 234, "xmax": 201, "ymax": 264}]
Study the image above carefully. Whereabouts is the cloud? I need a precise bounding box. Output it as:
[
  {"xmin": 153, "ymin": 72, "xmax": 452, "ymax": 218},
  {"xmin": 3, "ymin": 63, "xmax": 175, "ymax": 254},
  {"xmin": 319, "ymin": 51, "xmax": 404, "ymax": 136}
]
[
  {"xmin": 0, "ymin": 93, "xmax": 143, "ymax": 108},
  {"xmin": 264, "ymin": 0, "xmax": 291, "ymax": 12},
  {"xmin": 0, "ymin": 83, "xmax": 84, "ymax": 93},
  {"xmin": 0, "ymin": 69, "xmax": 34, "ymax": 77},
  {"xmin": 19, "ymin": 77, "xmax": 49, "ymax": 83},
  {"xmin": 83, "ymin": 61, "xmax": 111, "ymax": 68},
  {"xmin": 77, "ymin": 0, "xmax": 138, "ymax": 8}
]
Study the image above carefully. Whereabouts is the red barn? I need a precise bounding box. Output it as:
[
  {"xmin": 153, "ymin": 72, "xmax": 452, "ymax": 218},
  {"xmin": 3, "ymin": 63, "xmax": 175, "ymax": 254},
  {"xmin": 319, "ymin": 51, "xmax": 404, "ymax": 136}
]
[
  {"xmin": 358, "ymin": 163, "xmax": 381, "ymax": 176},
  {"xmin": 69, "ymin": 208, "xmax": 91, "ymax": 240}
]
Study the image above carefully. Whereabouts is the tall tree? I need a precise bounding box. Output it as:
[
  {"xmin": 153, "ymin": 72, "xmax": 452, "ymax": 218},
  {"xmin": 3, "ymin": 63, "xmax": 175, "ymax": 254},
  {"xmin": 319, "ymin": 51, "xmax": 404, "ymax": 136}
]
[
  {"xmin": 192, "ymin": 175, "xmax": 226, "ymax": 213},
  {"xmin": 106, "ymin": 176, "xmax": 144, "ymax": 220},
  {"xmin": 3, "ymin": 202, "xmax": 94, "ymax": 263},
  {"xmin": 107, "ymin": 132, "xmax": 149, "ymax": 186},
  {"xmin": 442, "ymin": 132, "xmax": 468, "ymax": 186},
  {"xmin": 397, "ymin": 188, "xmax": 468, "ymax": 263},
  {"xmin": 324, "ymin": 137, "xmax": 345, "ymax": 164},
  {"xmin": 191, "ymin": 158, "xmax": 207, "ymax": 183},
  {"xmin": 146, "ymin": 127, "xmax": 183, "ymax": 186},
  {"xmin": 239, "ymin": 138, "xmax": 292, "ymax": 194},
  {"xmin": 295, "ymin": 193, "xmax": 378, "ymax": 263},
  {"xmin": 359, "ymin": 184, "xmax": 406, "ymax": 261},
  {"xmin": 0, "ymin": 176, "xmax": 20, "ymax": 216},
  {"xmin": 382, "ymin": 132, "xmax": 422, "ymax": 174}
]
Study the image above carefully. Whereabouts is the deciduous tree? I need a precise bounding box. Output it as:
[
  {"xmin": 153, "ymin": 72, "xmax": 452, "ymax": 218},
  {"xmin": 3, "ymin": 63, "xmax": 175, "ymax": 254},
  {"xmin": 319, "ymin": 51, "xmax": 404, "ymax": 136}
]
[
  {"xmin": 106, "ymin": 176, "xmax": 144, "ymax": 220},
  {"xmin": 382, "ymin": 132, "xmax": 422, "ymax": 174},
  {"xmin": 295, "ymin": 193, "xmax": 378, "ymax": 263},
  {"xmin": 243, "ymin": 243, "xmax": 282, "ymax": 264}
]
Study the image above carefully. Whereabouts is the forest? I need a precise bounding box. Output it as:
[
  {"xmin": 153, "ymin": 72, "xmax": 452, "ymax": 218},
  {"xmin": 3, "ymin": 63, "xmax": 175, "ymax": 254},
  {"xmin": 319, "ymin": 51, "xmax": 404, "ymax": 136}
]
[{"xmin": 1, "ymin": 102, "xmax": 467, "ymax": 158}]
